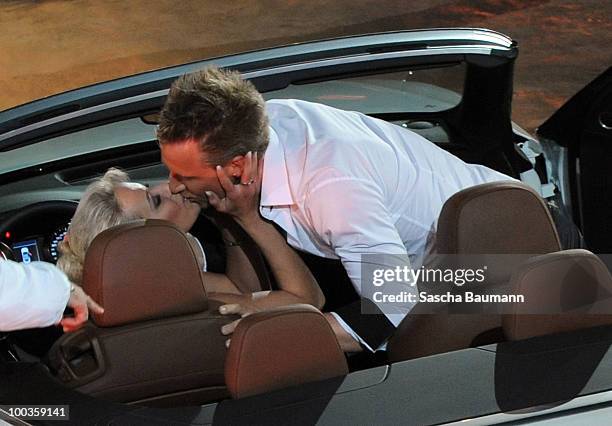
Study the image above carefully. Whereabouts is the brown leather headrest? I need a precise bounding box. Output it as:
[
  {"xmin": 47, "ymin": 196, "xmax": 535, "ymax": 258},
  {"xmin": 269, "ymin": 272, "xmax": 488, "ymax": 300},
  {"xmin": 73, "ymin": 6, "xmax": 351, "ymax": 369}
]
[
  {"xmin": 83, "ymin": 219, "xmax": 208, "ymax": 327},
  {"xmin": 437, "ymin": 181, "xmax": 561, "ymax": 254},
  {"xmin": 225, "ymin": 305, "xmax": 348, "ymax": 399},
  {"xmin": 503, "ymin": 249, "xmax": 612, "ymax": 341}
]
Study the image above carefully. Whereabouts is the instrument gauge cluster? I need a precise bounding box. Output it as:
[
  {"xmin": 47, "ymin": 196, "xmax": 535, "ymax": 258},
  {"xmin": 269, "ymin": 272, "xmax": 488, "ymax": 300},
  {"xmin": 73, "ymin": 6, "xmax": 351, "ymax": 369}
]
[{"xmin": 49, "ymin": 223, "xmax": 70, "ymax": 262}]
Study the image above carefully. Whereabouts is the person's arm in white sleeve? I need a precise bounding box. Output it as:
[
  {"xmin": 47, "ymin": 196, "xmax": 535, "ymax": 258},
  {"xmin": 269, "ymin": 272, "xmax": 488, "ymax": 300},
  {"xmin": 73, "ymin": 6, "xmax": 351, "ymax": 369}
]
[
  {"xmin": 305, "ymin": 177, "xmax": 416, "ymax": 352},
  {"xmin": 0, "ymin": 260, "xmax": 70, "ymax": 331},
  {"xmin": 0, "ymin": 260, "xmax": 104, "ymax": 332}
]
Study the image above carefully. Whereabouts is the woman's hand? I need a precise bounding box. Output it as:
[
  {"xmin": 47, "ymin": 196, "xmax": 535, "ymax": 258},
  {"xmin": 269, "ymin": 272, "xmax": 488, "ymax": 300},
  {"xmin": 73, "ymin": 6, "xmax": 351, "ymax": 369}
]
[
  {"xmin": 208, "ymin": 151, "xmax": 324, "ymax": 311},
  {"xmin": 218, "ymin": 303, "xmax": 260, "ymax": 348},
  {"xmin": 206, "ymin": 151, "xmax": 263, "ymax": 229}
]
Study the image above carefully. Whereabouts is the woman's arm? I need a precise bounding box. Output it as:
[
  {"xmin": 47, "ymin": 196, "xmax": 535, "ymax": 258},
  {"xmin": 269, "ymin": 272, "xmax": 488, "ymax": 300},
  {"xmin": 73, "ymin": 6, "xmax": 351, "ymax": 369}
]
[
  {"xmin": 206, "ymin": 151, "xmax": 325, "ymax": 309},
  {"xmin": 205, "ymin": 224, "xmax": 324, "ymax": 308},
  {"xmin": 208, "ymin": 299, "xmax": 362, "ymax": 353},
  {"xmin": 199, "ymin": 211, "xmax": 262, "ymax": 294},
  {"xmin": 221, "ymin": 227, "xmax": 261, "ymax": 293},
  {"xmin": 238, "ymin": 216, "xmax": 324, "ymax": 308}
]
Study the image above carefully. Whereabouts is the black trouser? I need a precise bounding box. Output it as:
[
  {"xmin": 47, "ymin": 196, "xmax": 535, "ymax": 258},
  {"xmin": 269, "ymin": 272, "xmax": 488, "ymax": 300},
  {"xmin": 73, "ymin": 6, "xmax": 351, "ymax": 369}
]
[{"xmin": 546, "ymin": 200, "xmax": 586, "ymax": 250}]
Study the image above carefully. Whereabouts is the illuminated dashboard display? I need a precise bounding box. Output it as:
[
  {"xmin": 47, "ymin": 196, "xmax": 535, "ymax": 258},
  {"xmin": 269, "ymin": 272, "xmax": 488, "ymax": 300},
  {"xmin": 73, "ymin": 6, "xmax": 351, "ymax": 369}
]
[
  {"xmin": 50, "ymin": 225, "xmax": 69, "ymax": 262},
  {"xmin": 12, "ymin": 239, "xmax": 41, "ymax": 264}
]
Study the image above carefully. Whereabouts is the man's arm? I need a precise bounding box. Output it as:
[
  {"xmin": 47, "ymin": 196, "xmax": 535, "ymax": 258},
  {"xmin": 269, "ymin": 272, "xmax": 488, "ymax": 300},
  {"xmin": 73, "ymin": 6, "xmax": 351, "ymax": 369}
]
[
  {"xmin": 0, "ymin": 260, "xmax": 103, "ymax": 332},
  {"xmin": 0, "ymin": 260, "xmax": 71, "ymax": 331}
]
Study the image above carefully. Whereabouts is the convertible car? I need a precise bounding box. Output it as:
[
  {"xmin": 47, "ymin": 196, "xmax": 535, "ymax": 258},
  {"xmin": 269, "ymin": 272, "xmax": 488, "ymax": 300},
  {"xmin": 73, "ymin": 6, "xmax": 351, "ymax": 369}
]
[{"xmin": 1, "ymin": 28, "xmax": 611, "ymax": 425}]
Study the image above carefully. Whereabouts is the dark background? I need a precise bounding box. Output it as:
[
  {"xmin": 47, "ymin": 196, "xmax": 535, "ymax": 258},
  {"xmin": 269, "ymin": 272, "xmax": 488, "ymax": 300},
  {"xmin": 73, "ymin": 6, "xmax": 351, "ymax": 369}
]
[{"xmin": 1, "ymin": 0, "xmax": 610, "ymax": 133}]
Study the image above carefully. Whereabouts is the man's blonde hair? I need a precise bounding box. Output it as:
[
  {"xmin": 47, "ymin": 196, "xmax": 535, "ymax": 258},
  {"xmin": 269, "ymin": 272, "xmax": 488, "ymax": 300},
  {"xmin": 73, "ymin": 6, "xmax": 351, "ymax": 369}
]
[
  {"xmin": 57, "ymin": 168, "xmax": 138, "ymax": 284},
  {"xmin": 156, "ymin": 66, "xmax": 269, "ymax": 165}
]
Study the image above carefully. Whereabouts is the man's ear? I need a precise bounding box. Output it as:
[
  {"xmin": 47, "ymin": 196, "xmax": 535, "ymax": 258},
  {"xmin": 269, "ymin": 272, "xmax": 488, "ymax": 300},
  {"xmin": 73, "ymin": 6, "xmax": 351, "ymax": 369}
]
[{"xmin": 228, "ymin": 155, "xmax": 246, "ymax": 178}]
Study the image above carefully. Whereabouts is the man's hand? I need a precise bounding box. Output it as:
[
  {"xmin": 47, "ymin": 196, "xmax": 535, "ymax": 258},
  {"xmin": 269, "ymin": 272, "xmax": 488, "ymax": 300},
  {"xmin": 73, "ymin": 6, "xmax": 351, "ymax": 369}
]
[
  {"xmin": 219, "ymin": 303, "xmax": 260, "ymax": 348},
  {"xmin": 60, "ymin": 285, "xmax": 104, "ymax": 333}
]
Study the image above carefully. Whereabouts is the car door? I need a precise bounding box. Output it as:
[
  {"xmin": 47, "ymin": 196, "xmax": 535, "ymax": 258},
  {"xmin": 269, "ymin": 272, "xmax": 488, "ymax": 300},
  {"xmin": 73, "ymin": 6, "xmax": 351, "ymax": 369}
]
[{"xmin": 537, "ymin": 67, "xmax": 612, "ymax": 252}]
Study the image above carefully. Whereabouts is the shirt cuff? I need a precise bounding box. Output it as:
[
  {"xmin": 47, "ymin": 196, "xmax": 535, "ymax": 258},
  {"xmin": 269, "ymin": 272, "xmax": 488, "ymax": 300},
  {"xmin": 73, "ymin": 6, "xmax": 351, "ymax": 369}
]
[{"xmin": 330, "ymin": 311, "xmax": 376, "ymax": 352}]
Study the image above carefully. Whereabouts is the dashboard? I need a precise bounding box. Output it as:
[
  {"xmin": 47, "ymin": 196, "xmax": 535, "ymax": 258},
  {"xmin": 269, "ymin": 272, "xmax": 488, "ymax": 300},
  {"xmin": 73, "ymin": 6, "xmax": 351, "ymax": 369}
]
[
  {"xmin": 0, "ymin": 201, "xmax": 77, "ymax": 357},
  {"xmin": 7, "ymin": 223, "xmax": 70, "ymax": 263},
  {"xmin": 0, "ymin": 199, "xmax": 226, "ymax": 271},
  {"xmin": 0, "ymin": 201, "xmax": 77, "ymax": 264}
]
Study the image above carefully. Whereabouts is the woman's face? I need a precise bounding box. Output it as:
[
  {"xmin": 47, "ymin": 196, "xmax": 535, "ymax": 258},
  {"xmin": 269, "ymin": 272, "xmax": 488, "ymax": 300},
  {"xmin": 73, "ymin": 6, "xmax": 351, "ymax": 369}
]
[{"xmin": 114, "ymin": 182, "xmax": 201, "ymax": 232}]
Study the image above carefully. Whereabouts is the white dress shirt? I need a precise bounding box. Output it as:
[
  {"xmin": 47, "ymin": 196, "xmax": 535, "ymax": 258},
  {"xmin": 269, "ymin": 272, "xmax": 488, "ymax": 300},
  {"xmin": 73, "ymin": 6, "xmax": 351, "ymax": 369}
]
[
  {"xmin": 0, "ymin": 260, "xmax": 71, "ymax": 331},
  {"xmin": 260, "ymin": 99, "xmax": 514, "ymax": 348}
]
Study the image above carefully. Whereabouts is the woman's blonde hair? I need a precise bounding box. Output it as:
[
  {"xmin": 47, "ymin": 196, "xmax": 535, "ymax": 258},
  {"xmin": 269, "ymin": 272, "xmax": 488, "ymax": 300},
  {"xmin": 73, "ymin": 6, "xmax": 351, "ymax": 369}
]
[{"xmin": 57, "ymin": 168, "xmax": 138, "ymax": 284}]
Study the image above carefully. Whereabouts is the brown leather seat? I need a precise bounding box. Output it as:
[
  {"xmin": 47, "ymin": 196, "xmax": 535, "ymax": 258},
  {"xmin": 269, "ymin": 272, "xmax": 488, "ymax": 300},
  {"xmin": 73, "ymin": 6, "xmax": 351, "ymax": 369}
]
[
  {"xmin": 388, "ymin": 181, "xmax": 562, "ymax": 362},
  {"xmin": 225, "ymin": 304, "xmax": 348, "ymax": 399},
  {"xmin": 436, "ymin": 181, "xmax": 561, "ymax": 255},
  {"xmin": 47, "ymin": 219, "xmax": 235, "ymax": 406},
  {"xmin": 503, "ymin": 249, "xmax": 612, "ymax": 340}
]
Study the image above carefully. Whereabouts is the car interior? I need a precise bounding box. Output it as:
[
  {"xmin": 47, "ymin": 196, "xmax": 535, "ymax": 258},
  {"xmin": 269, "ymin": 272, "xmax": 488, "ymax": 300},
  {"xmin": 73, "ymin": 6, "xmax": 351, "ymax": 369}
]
[
  {"xmin": 0, "ymin": 116, "xmax": 610, "ymax": 408},
  {"xmin": 2, "ymin": 178, "xmax": 610, "ymax": 411},
  {"xmin": 0, "ymin": 35, "xmax": 611, "ymax": 419}
]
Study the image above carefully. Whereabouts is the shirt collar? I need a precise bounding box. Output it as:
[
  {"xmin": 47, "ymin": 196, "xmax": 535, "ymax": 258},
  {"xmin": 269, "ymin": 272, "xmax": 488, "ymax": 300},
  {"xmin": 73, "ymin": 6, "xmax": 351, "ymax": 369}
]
[{"xmin": 260, "ymin": 127, "xmax": 295, "ymax": 207}]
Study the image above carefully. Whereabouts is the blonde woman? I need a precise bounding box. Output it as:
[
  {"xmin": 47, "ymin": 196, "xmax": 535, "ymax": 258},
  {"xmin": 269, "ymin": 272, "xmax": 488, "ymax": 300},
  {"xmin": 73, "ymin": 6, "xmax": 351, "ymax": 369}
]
[{"xmin": 57, "ymin": 166, "xmax": 324, "ymax": 311}]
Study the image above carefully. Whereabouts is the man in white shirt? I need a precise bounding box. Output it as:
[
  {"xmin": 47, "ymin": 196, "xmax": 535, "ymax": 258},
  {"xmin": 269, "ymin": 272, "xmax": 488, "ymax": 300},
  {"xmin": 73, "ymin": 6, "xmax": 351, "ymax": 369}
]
[
  {"xmin": 157, "ymin": 67, "xmax": 514, "ymax": 352},
  {"xmin": 0, "ymin": 260, "xmax": 104, "ymax": 332}
]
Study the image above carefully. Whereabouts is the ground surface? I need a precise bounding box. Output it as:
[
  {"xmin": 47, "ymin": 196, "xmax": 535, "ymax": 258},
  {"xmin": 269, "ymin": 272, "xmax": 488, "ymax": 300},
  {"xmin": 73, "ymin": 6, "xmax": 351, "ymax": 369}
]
[{"xmin": 1, "ymin": 0, "xmax": 610, "ymax": 133}]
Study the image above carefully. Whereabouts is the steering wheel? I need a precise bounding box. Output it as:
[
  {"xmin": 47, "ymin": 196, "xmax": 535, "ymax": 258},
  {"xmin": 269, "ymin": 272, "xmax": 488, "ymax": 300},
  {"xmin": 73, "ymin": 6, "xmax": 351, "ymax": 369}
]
[
  {"xmin": 0, "ymin": 200, "xmax": 78, "ymax": 234},
  {"xmin": 0, "ymin": 242, "xmax": 12, "ymax": 261}
]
